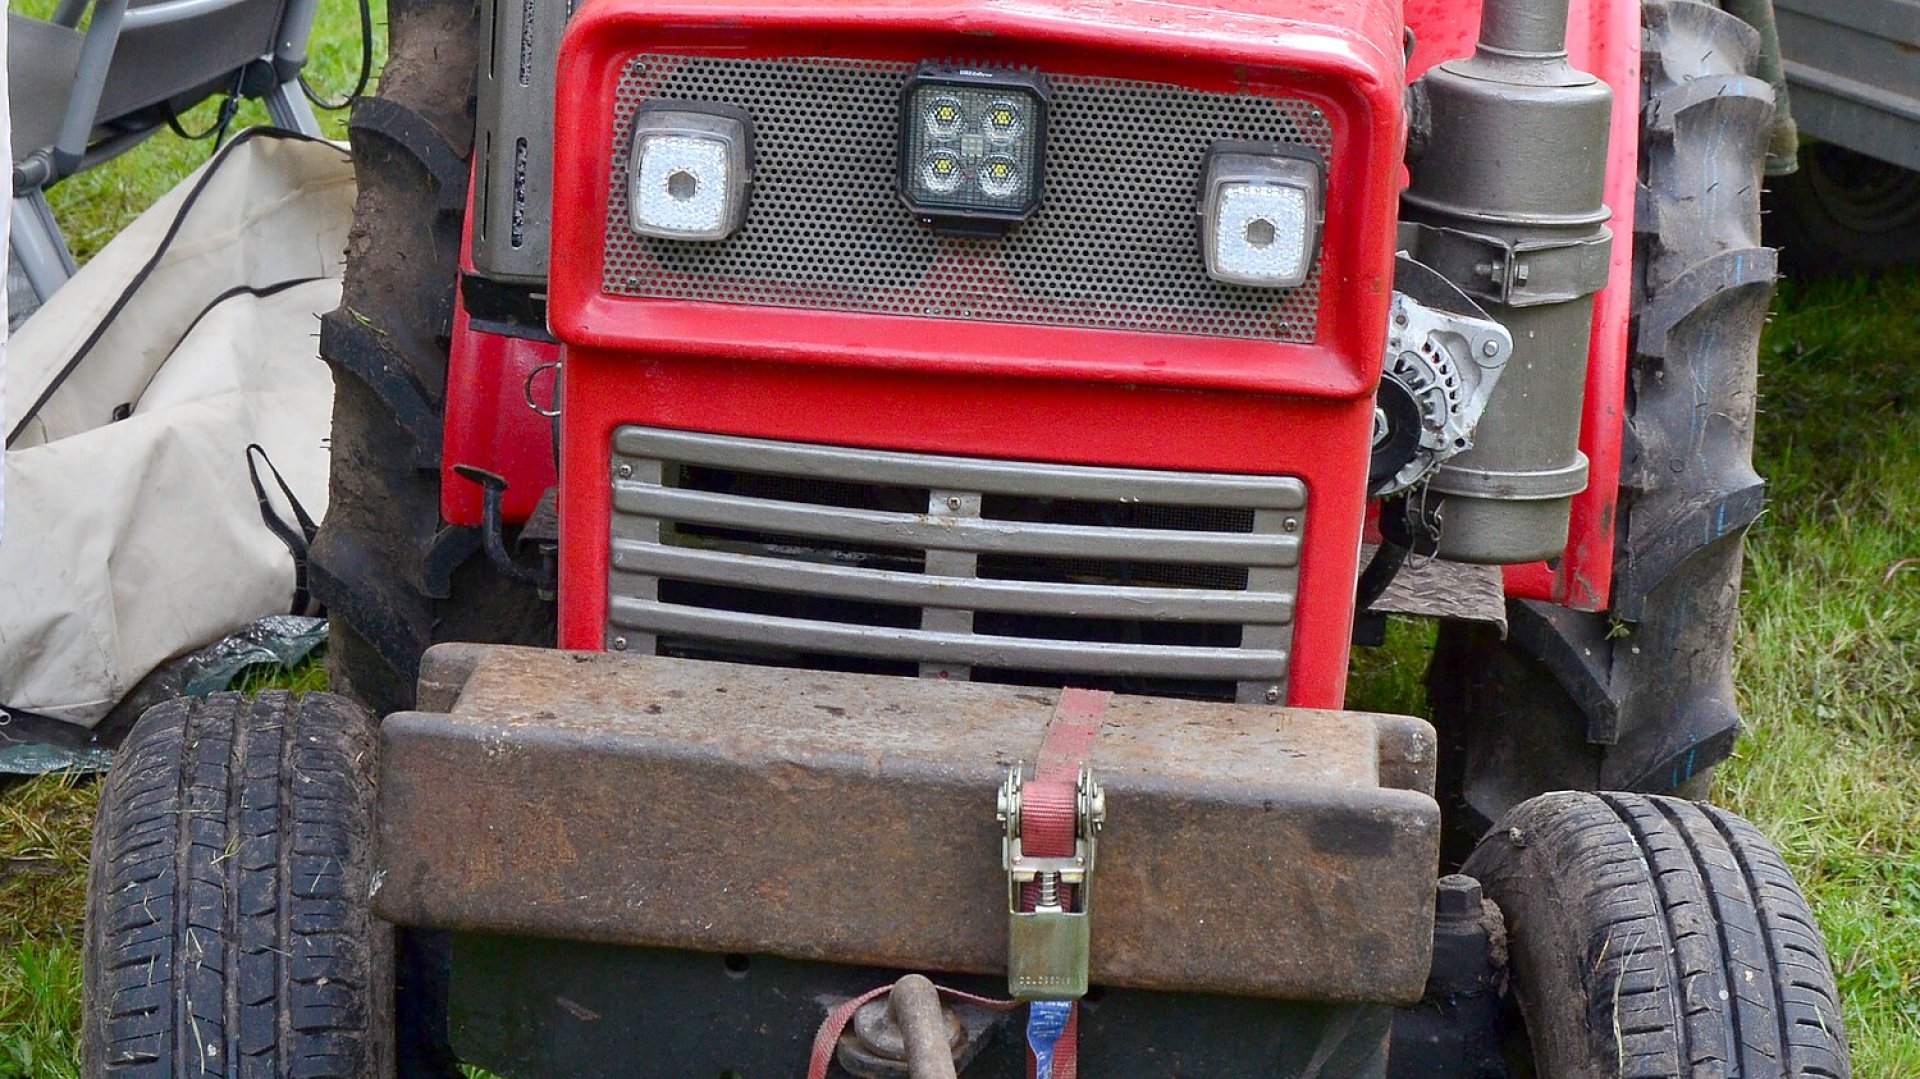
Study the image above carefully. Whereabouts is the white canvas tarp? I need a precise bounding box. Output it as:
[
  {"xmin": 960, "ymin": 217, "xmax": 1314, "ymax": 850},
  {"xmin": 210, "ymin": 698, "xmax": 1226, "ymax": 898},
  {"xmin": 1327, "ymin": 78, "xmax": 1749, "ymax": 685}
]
[{"xmin": 1, "ymin": 133, "xmax": 352, "ymax": 728}]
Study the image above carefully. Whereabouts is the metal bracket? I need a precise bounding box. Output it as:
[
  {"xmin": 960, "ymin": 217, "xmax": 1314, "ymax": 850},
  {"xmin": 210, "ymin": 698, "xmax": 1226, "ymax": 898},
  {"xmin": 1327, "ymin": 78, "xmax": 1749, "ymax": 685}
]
[
  {"xmin": 1407, "ymin": 223, "xmax": 1613, "ymax": 307},
  {"xmin": 452, "ymin": 465, "xmax": 557, "ymax": 590}
]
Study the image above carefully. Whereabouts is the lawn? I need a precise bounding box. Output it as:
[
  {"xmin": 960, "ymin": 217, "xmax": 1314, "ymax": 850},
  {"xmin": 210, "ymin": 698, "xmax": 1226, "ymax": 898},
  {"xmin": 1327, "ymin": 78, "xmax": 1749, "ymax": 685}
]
[{"xmin": 3, "ymin": 7, "xmax": 1918, "ymax": 1076}]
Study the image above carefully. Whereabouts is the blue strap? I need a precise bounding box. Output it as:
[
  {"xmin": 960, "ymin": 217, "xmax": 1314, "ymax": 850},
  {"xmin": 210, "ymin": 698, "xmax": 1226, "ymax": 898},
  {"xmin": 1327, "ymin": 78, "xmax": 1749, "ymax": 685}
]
[{"xmin": 1027, "ymin": 1000, "xmax": 1073, "ymax": 1079}]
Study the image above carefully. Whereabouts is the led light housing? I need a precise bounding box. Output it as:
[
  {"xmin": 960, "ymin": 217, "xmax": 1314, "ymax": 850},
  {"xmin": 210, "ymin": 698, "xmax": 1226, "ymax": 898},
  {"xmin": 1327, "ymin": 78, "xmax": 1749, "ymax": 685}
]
[
  {"xmin": 627, "ymin": 102, "xmax": 754, "ymax": 241},
  {"xmin": 899, "ymin": 64, "xmax": 1048, "ymax": 232},
  {"xmin": 1200, "ymin": 142, "xmax": 1324, "ymax": 288}
]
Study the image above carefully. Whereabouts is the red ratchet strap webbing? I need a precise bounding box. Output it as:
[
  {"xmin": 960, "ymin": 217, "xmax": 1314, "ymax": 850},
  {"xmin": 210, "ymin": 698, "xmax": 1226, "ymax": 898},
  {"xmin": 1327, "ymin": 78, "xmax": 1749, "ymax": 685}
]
[
  {"xmin": 1016, "ymin": 687, "xmax": 1108, "ymax": 1078},
  {"xmin": 805, "ymin": 687, "xmax": 1111, "ymax": 1078}
]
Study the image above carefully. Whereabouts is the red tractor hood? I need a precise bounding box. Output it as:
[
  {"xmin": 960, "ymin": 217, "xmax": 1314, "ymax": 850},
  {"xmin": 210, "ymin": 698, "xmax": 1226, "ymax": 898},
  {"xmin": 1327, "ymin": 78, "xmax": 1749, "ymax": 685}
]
[{"xmin": 547, "ymin": 0, "xmax": 1408, "ymax": 401}]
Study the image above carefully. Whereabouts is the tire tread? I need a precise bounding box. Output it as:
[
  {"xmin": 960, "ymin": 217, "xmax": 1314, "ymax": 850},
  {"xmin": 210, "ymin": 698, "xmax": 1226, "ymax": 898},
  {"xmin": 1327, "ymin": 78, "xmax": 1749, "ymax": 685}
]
[
  {"xmin": 82, "ymin": 693, "xmax": 388, "ymax": 1078},
  {"xmin": 1464, "ymin": 791, "xmax": 1849, "ymax": 1078}
]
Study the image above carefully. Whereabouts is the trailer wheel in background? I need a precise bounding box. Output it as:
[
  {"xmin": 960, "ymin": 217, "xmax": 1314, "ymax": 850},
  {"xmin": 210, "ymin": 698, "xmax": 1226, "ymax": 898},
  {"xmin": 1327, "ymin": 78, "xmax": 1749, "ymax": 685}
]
[{"xmin": 1768, "ymin": 142, "xmax": 1920, "ymax": 275}]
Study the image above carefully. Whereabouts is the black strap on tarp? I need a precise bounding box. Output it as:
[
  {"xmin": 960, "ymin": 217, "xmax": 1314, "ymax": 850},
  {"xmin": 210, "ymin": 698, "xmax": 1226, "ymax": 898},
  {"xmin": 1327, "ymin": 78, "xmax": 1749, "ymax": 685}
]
[
  {"xmin": 0, "ymin": 701, "xmax": 110, "ymax": 752},
  {"xmin": 246, "ymin": 443, "xmax": 322, "ymax": 616}
]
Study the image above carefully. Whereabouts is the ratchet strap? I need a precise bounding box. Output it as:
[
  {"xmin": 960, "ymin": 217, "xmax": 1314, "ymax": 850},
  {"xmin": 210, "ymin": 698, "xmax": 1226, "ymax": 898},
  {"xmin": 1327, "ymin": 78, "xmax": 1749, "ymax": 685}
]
[
  {"xmin": 806, "ymin": 688, "xmax": 1110, "ymax": 1078},
  {"xmin": 1015, "ymin": 687, "xmax": 1108, "ymax": 1079}
]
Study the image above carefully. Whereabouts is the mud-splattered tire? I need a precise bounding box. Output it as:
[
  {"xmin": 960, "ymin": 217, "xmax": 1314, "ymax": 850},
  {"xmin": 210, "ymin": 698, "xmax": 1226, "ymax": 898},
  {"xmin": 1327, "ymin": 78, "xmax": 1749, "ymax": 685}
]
[
  {"xmin": 1429, "ymin": 0, "xmax": 1779, "ymax": 853},
  {"xmin": 81, "ymin": 693, "xmax": 390, "ymax": 1077},
  {"xmin": 1465, "ymin": 792, "xmax": 1850, "ymax": 1078},
  {"xmin": 311, "ymin": 0, "xmax": 551, "ymax": 718}
]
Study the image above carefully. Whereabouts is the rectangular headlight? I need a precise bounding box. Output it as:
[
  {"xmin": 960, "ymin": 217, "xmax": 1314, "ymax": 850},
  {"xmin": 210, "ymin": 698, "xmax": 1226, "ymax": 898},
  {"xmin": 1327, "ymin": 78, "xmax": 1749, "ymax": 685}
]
[
  {"xmin": 1201, "ymin": 142, "xmax": 1324, "ymax": 288},
  {"xmin": 628, "ymin": 103, "xmax": 755, "ymax": 241},
  {"xmin": 898, "ymin": 64, "xmax": 1048, "ymax": 232}
]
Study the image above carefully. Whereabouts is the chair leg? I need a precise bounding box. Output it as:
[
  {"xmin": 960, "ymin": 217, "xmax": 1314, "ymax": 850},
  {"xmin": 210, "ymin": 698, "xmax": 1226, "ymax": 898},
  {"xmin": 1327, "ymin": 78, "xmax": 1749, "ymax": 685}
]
[
  {"xmin": 10, "ymin": 190, "xmax": 78, "ymax": 315},
  {"xmin": 265, "ymin": 80, "xmax": 326, "ymax": 138}
]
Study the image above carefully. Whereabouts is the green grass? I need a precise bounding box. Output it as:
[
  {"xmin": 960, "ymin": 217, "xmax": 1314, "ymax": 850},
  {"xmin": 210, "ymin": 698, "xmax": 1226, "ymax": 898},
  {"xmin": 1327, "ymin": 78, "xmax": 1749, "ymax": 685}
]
[
  {"xmin": 1, "ymin": 6, "xmax": 1916, "ymax": 1072},
  {"xmin": 1, "ymin": 774, "xmax": 92, "ymax": 1079},
  {"xmin": 1717, "ymin": 271, "xmax": 1920, "ymax": 1074}
]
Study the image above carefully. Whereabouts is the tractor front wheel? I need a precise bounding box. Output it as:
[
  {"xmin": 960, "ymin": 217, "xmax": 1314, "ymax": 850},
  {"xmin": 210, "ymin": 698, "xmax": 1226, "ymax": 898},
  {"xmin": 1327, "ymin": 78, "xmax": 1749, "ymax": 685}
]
[
  {"xmin": 1429, "ymin": 0, "xmax": 1780, "ymax": 854},
  {"xmin": 1466, "ymin": 792, "xmax": 1851, "ymax": 1078},
  {"xmin": 311, "ymin": 0, "xmax": 551, "ymax": 718},
  {"xmin": 82, "ymin": 693, "xmax": 392, "ymax": 1077}
]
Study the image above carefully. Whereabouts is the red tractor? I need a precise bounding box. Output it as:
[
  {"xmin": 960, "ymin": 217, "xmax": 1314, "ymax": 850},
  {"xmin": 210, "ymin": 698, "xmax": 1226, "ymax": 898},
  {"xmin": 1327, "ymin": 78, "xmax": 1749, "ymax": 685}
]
[{"xmin": 81, "ymin": 0, "xmax": 1853, "ymax": 1074}]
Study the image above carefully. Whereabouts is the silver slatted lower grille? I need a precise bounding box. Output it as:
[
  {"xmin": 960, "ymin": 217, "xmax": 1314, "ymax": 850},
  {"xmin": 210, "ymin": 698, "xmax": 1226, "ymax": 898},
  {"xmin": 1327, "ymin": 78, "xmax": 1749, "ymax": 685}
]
[
  {"xmin": 606, "ymin": 427, "xmax": 1303, "ymax": 702},
  {"xmin": 602, "ymin": 55, "xmax": 1331, "ymax": 342}
]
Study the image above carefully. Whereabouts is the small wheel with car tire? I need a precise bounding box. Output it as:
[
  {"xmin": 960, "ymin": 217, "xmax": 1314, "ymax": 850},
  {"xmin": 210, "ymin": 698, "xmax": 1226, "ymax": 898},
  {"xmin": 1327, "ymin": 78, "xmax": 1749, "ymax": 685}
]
[
  {"xmin": 82, "ymin": 691, "xmax": 393, "ymax": 1077},
  {"xmin": 1464, "ymin": 791, "xmax": 1851, "ymax": 1078}
]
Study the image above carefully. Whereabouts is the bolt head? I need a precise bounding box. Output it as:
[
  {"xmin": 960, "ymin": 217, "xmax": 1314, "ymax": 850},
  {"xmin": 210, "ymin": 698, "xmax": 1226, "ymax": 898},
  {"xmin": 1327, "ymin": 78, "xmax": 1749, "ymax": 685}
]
[
  {"xmin": 616, "ymin": 463, "xmax": 634, "ymax": 479},
  {"xmin": 1263, "ymin": 685, "xmax": 1282, "ymax": 704},
  {"xmin": 610, "ymin": 636, "xmax": 629, "ymax": 652},
  {"xmin": 1435, "ymin": 873, "xmax": 1483, "ymax": 919}
]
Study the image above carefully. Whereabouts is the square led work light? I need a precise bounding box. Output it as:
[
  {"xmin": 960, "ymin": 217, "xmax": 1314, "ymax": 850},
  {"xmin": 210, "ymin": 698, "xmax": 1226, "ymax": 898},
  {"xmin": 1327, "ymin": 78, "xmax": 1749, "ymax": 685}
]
[
  {"xmin": 1201, "ymin": 143, "xmax": 1324, "ymax": 288},
  {"xmin": 900, "ymin": 65, "xmax": 1049, "ymax": 232}
]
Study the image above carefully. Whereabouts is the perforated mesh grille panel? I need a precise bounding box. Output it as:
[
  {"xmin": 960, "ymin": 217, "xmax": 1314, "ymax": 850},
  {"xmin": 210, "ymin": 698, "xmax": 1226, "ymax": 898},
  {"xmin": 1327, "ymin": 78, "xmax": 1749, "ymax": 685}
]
[{"xmin": 601, "ymin": 56, "xmax": 1332, "ymax": 341}]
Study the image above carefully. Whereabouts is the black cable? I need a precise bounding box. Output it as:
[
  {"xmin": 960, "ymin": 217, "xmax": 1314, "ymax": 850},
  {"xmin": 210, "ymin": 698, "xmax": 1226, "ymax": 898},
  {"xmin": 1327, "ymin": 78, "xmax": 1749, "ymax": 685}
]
[
  {"xmin": 1356, "ymin": 495, "xmax": 1443, "ymax": 614},
  {"xmin": 165, "ymin": 69, "xmax": 247, "ymax": 143},
  {"xmin": 1355, "ymin": 540, "xmax": 1409, "ymax": 614},
  {"xmin": 299, "ymin": 0, "xmax": 375, "ymax": 110},
  {"xmin": 210, "ymin": 87, "xmax": 245, "ymax": 151}
]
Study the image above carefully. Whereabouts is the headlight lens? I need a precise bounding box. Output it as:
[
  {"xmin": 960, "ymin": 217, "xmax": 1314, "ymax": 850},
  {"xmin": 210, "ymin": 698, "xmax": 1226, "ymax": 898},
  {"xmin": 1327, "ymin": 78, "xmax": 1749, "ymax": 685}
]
[
  {"xmin": 1200, "ymin": 143, "xmax": 1324, "ymax": 288},
  {"xmin": 899, "ymin": 65, "xmax": 1048, "ymax": 231},
  {"xmin": 627, "ymin": 104, "xmax": 754, "ymax": 241}
]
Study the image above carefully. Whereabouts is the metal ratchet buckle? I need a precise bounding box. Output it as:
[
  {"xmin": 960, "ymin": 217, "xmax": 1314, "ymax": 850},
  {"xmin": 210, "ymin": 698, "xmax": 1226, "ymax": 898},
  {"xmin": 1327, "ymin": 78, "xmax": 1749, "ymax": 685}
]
[{"xmin": 996, "ymin": 764, "xmax": 1106, "ymax": 1002}]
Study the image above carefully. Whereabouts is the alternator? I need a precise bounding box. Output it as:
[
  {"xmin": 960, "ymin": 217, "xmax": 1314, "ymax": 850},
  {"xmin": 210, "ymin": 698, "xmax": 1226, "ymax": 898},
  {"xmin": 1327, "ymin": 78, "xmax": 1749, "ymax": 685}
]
[{"xmin": 1370, "ymin": 275, "xmax": 1513, "ymax": 497}]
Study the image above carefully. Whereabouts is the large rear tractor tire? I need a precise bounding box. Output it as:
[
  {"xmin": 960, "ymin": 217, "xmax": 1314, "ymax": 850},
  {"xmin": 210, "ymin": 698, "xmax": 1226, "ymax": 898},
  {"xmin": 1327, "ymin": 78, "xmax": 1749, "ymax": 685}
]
[
  {"xmin": 81, "ymin": 693, "xmax": 391, "ymax": 1077},
  {"xmin": 1465, "ymin": 792, "xmax": 1850, "ymax": 1078},
  {"xmin": 311, "ymin": 0, "xmax": 551, "ymax": 718},
  {"xmin": 1429, "ymin": 0, "xmax": 1779, "ymax": 855}
]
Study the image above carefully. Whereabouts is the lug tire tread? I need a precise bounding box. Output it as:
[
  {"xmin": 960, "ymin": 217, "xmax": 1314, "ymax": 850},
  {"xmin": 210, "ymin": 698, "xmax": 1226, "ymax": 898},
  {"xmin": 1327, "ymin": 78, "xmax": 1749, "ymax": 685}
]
[
  {"xmin": 312, "ymin": 0, "xmax": 550, "ymax": 716},
  {"xmin": 1428, "ymin": 0, "xmax": 1781, "ymax": 847}
]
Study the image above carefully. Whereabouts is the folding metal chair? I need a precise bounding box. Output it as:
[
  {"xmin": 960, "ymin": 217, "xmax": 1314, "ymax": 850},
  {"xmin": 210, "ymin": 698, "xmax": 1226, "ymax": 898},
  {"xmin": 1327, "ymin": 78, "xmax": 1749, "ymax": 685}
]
[{"xmin": 6, "ymin": 0, "xmax": 324, "ymax": 318}]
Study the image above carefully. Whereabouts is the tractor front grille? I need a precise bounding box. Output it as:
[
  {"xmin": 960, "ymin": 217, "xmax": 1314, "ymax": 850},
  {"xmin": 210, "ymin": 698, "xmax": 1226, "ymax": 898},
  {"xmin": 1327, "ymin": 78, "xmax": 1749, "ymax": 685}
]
[
  {"xmin": 606, "ymin": 426, "xmax": 1304, "ymax": 702},
  {"xmin": 602, "ymin": 55, "xmax": 1332, "ymax": 342}
]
